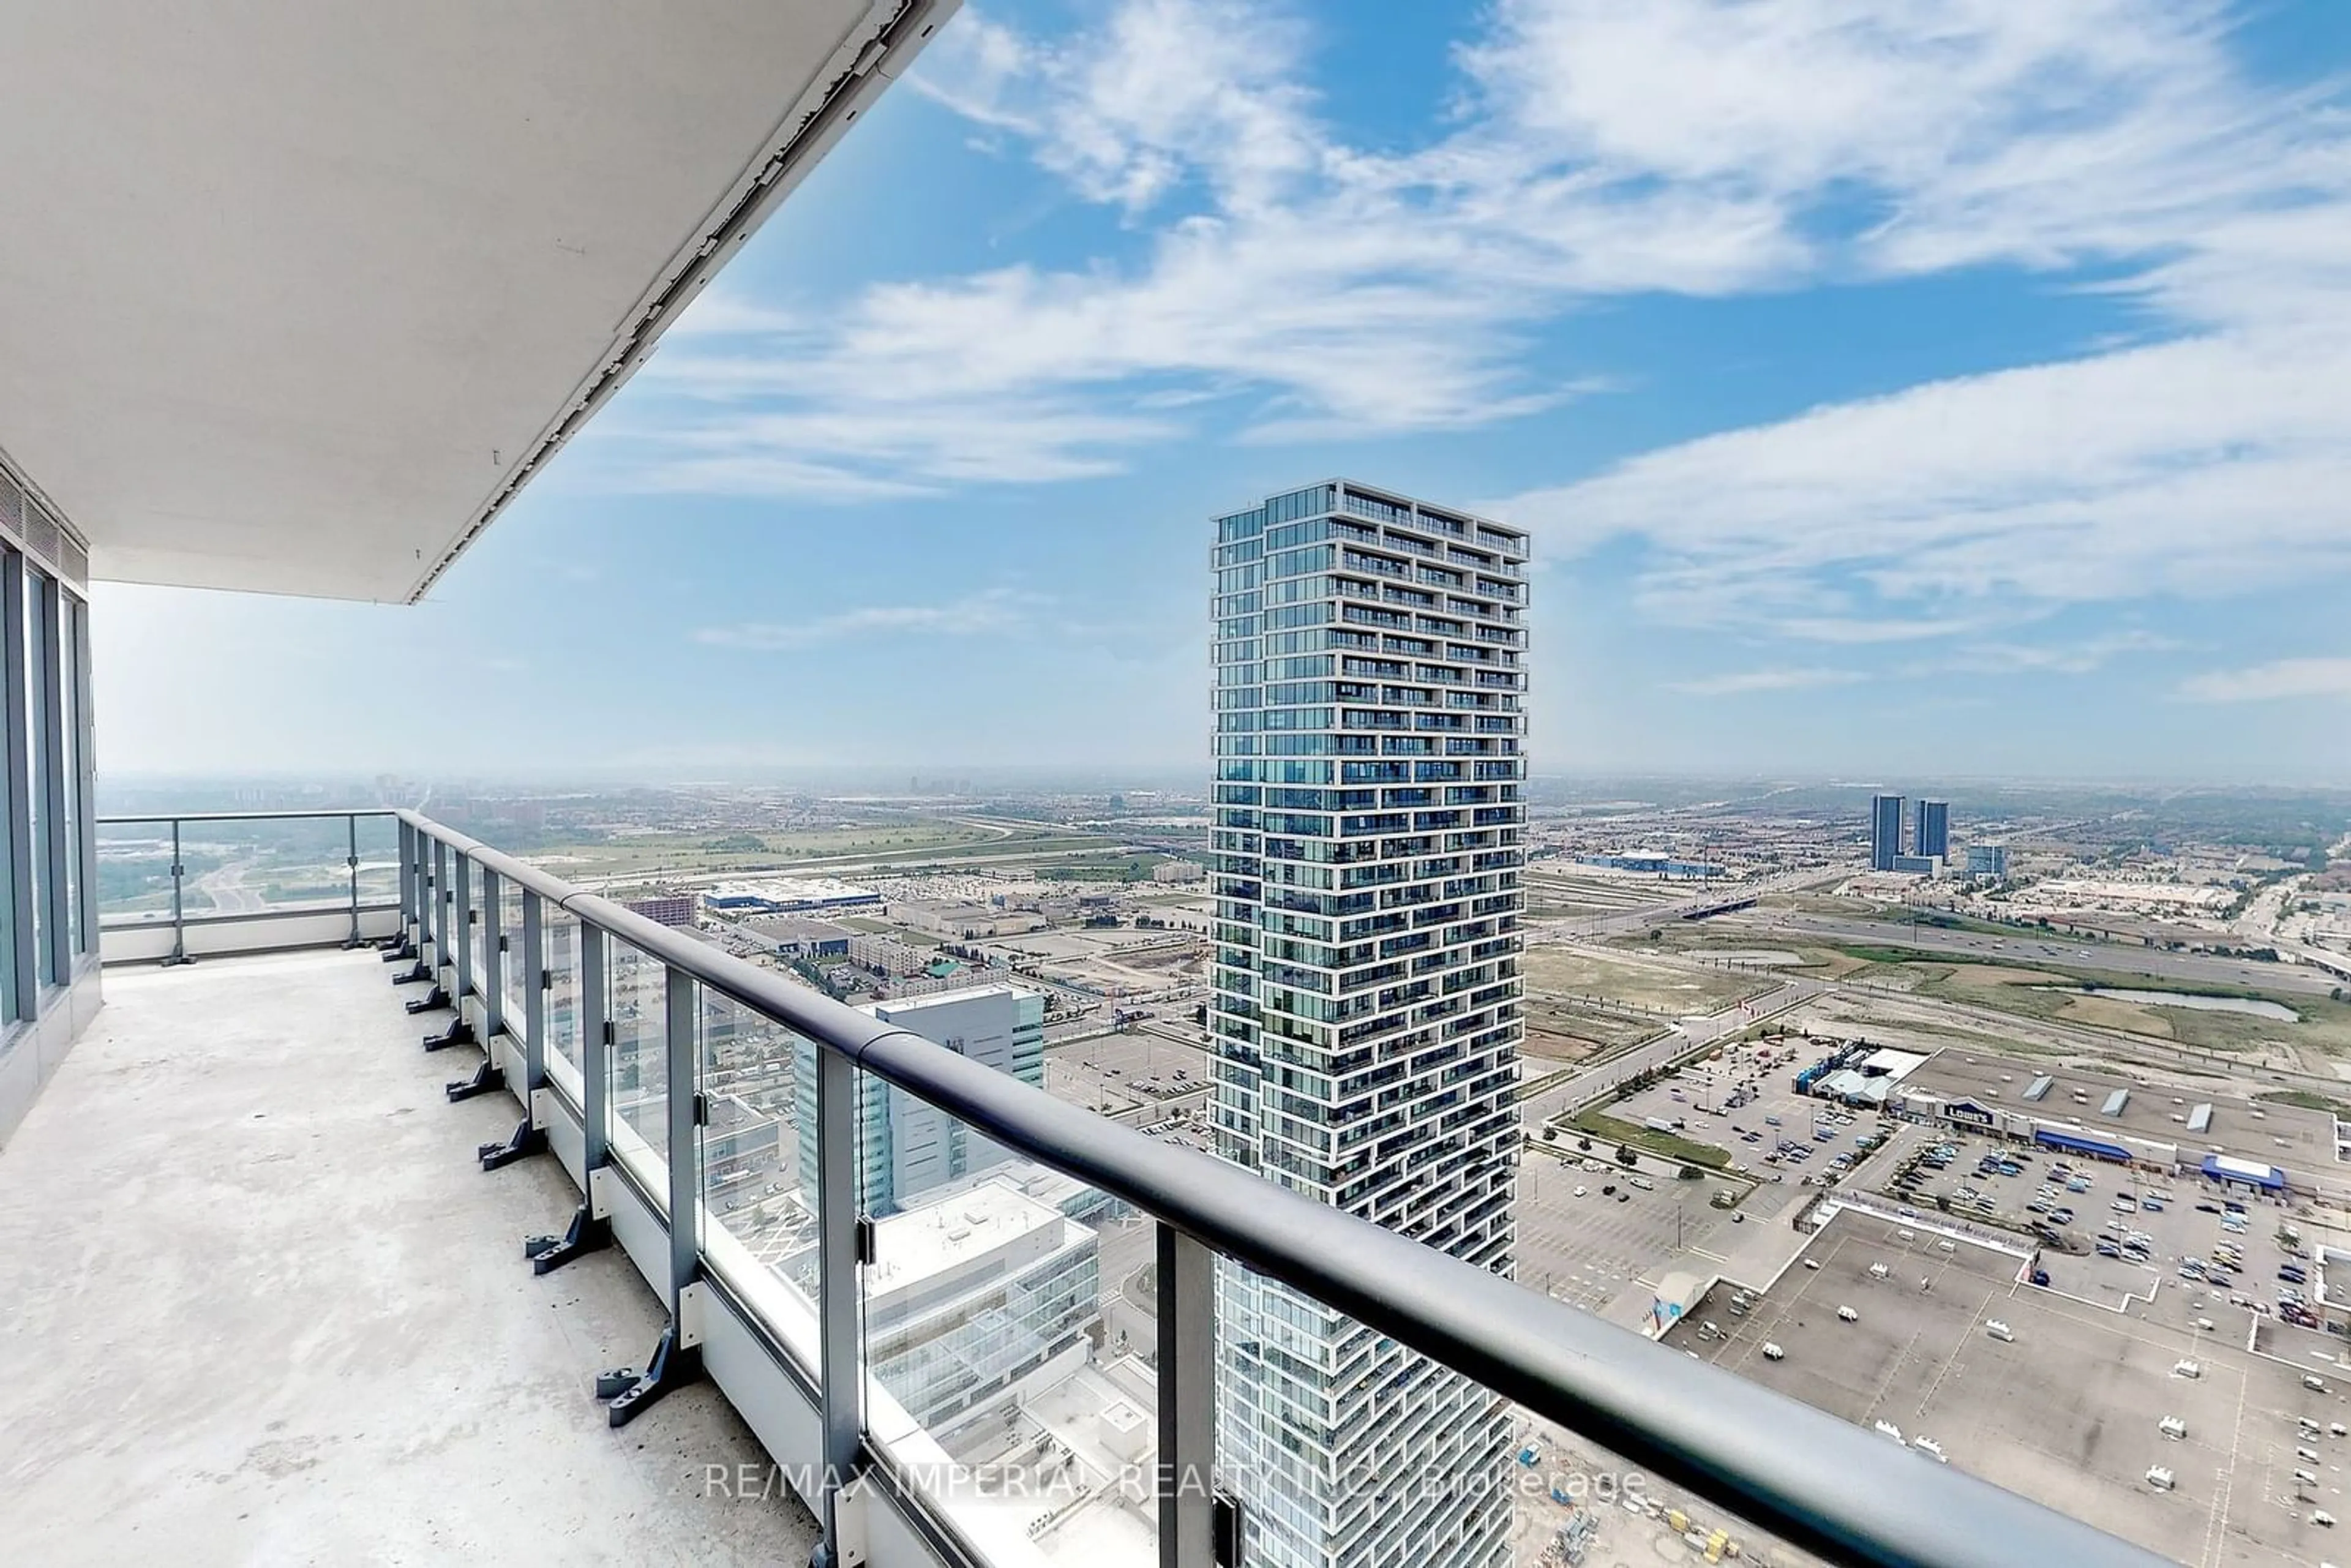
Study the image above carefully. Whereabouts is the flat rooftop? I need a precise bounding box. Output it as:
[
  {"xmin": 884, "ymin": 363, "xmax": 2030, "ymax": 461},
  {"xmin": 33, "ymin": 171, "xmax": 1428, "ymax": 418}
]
[
  {"xmin": 1905, "ymin": 1050, "xmax": 2340, "ymax": 1174},
  {"xmin": 0, "ymin": 950, "xmax": 813, "ymax": 1562},
  {"xmin": 1666, "ymin": 1210, "xmax": 2338, "ymax": 1565}
]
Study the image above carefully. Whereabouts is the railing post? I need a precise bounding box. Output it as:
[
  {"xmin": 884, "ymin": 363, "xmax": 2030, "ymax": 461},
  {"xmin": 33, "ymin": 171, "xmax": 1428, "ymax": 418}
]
[
  {"xmin": 164, "ymin": 818, "xmax": 189, "ymax": 967},
  {"xmin": 524, "ymin": 915, "xmax": 609, "ymax": 1270},
  {"xmin": 432, "ymin": 838, "xmax": 449, "ymax": 970},
  {"xmin": 1157, "ymin": 1225, "xmax": 1218, "ymax": 1568},
  {"xmin": 397, "ymin": 819, "xmax": 415, "ymax": 936},
  {"xmin": 664, "ymin": 964, "xmax": 699, "ymax": 1308},
  {"xmin": 452, "ymin": 852, "xmax": 474, "ymax": 1008},
  {"xmin": 521, "ymin": 890, "xmax": 546, "ymax": 1094},
  {"xmin": 580, "ymin": 923, "xmax": 609, "ymax": 1172},
  {"xmin": 343, "ymin": 813, "xmax": 361, "ymax": 948},
  {"xmin": 814, "ymin": 1043, "xmax": 864, "ymax": 1568},
  {"xmin": 478, "ymin": 866, "xmax": 503, "ymax": 1042}
]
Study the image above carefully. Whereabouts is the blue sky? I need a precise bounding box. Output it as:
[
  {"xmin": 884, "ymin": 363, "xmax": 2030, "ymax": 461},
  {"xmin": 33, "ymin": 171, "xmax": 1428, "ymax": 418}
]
[{"xmin": 96, "ymin": 0, "xmax": 2351, "ymax": 782}]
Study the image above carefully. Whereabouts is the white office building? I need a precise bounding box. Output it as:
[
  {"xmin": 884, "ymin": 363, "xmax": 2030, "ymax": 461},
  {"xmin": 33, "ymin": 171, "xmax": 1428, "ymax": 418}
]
[
  {"xmin": 1207, "ymin": 481, "xmax": 1527, "ymax": 1568},
  {"xmin": 798, "ymin": 982, "xmax": 1047, "ymax": 1215}
]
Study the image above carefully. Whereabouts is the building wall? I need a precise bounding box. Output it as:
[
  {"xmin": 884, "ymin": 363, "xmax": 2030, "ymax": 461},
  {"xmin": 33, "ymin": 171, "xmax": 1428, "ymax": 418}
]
[
  {"xmin": 795, "ymin": 983, "xmax": 1046, "ymax": 1215},
  {"xmin": 1207, "ymin": 481, "xmax": 1524, "ymax": 1568}
]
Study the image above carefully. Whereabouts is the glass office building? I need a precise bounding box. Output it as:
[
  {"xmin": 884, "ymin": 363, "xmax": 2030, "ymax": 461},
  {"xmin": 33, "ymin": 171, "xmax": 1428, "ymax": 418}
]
[
  {"xmin": 1870, "ymin": 793, "xmax": 1908, "ymax": 872},
  {"xmin": 1916, "ymin": 800, "xmax": 1951, "ymax": 862},
  {"xmin": 1207, "ymin": 481, "xmax": 1527, "ymax": 1568}
]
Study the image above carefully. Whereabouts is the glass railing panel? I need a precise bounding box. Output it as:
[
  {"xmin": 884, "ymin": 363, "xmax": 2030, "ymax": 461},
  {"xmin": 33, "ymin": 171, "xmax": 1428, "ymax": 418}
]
[
  {"xmin": 696, "ymin": 989, "xmax": 821, "ymax": 1365},
  {"xmin": 94, "ymin": 818, "xmax": 178, "ymax": 925},
  {"xmin": 354, "ymin": 813, "xmax": 400, "ymax": 908},
  {"xmin": 186, "ymin": 814, "xmax": 364, "ymax": 914},
  {"xmin": 858, "ymin": 1065, "xmax": 1157, "ymax": 1566},
  {"xmin": 606, "ymin": 936, "xmax": 670, "ymax": 1206},
  {"xmin": 544, "ymin": 910, "xmax": 583, "ymax": 1098},
  {"xmin": 498, "ymin": 879, "xmax": 527, "ymax": 1027},
  {"xmin": 465, "ymin": 857, "xmax": 489, "ymax": 996},
  {"xmin": 1220, "ymin": 1259, "xmax": 1811, "ymax": 1568}
]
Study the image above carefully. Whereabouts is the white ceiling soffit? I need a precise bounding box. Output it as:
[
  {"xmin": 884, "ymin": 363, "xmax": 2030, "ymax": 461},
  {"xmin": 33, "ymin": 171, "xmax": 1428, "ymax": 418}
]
[{"xmin": 0, "ymin": 0, "xmax": 955, "ymax": 604}]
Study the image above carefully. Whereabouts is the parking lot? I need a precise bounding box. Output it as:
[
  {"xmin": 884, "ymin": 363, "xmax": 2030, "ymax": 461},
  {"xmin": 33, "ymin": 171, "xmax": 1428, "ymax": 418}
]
[
  {"xmin": 1595, "ymin": 1035, "xmax": 1894, "ymax": 1192},
  {"xmin": 1871, "ymin": 1127, "xmax": 2325, "ymax": 1331},
  {"xmin": 1518, "ymin": 1144, "xmax": 1747, "ymax": 1311},
  {"xmin": 1666, "ymin": 1210, "xmax": 2350, "ymax": 1566},
  {"xmin": 1044, "ymin": 1030, "xmax": 1213, "ymax": 1121}
]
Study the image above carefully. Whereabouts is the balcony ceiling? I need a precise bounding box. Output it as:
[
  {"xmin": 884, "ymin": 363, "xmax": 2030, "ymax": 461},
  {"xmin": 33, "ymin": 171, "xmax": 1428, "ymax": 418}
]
[{"xmin": 0, "ymin": 1, "xmax": 941, "ymax": 602}]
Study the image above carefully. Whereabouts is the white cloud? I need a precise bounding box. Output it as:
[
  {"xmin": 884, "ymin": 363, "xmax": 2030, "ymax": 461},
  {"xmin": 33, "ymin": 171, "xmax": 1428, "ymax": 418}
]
[
  {"xmin": 1927, "ymin": 630, "xmax": 2184, "ymax": 676},
  {"xmin": 694, "ymin": 588, "xmax": 1041, "ymax": 650},
  {"xmin": 2179, "ymin": 658, "xmax": 2351, "ymax": 702},
  {"xmin": 604, "ymin": 0, "xmax": 2351, "ymax": 664},
  {"xmin": 1667, "ymin": 667, "xmax": 1864, "ymax": 696}
]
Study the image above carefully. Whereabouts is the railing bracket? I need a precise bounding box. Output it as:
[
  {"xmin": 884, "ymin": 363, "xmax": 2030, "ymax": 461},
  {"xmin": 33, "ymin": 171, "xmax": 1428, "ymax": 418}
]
[
  {"xmin": 420, "ymin": 1015, "xmax": 473, "ymax": 1049},
  {"xmin": 405, "ymin": 986, "xmax": 452, "ymax": 1016},
  {"xmin": 525, "ymin": 1202, "xmax": 611, "ymax": 1275},
  {"xmin": 444, "ymin": 1057, "xmax": 504, "ymax": 1100},
  {"xmin": 392, "ymin": 961, "xmax": 432, "ymax": 987},
  {"xmin": 377, "ymin": 939, "xmax": 416, "ymax": 962},
  {"xmin": 478, "ymin": 1116, "xmax": 546, "ymax": 1171},
  {"xmin": 601, "ymin": 1320, "xmax": 702, "ymax": 1429}
]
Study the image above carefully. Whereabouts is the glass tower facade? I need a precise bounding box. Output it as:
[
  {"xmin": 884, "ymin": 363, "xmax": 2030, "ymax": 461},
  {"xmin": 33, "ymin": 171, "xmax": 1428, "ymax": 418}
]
[
  {"xmin": 1207, "ymin": 481, "xmax": 1526, "ymax": 1568},
  {"xmin": 1870, "ymin": 793, "xmax": 1907, "ymax": 872},
  {"xmin": 1915, "ymin": 800, "xmax": 1950, "ymax": 862}
]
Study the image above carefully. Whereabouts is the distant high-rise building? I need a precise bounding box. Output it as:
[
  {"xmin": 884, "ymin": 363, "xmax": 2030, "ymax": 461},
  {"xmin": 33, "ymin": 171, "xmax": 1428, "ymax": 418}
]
[
  {"xmin": 1916, "ymin": 800, "xmax": 1951, "ymax": 861},
  {"xmin": 1870, "ymin": 793, "xmax": 1907, "ymax": 871},
  {"xmin": 794, "ymin": 982, "xmax": 1044, "ymax": 1215},
  {"xmin": 1209, "ymin": 480, "xmax": 1526, "ymax": 1568},
  {"xmin": 1967, "ymin": 842, "xmax": 2009, "ymax": 879}
]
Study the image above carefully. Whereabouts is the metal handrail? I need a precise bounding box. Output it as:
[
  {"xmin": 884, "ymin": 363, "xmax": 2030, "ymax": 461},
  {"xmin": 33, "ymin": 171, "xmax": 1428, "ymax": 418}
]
[{"xmin": 393, "ymin": 808, "xmax": 2164, "ymax": 1568}]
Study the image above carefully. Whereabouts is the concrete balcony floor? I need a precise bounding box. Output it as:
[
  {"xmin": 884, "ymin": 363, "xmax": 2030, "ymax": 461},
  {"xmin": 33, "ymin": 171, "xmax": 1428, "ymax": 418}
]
[{"xmin": 0, "ymin": 947, "xmax": 816, "ymax": 1566}]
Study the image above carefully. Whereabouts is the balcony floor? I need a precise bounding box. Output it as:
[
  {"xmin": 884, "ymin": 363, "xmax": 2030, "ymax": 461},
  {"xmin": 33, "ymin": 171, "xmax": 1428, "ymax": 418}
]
[{"xmin": 0, "ymin": 947, "xmax": 816, "ymax": 1564}]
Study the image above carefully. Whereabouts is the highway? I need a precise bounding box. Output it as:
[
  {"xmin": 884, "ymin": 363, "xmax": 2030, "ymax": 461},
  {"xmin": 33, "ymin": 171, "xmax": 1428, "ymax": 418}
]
[{"xmin": 1752, "ymin": 911, "xmax": 2342, "ymax": 995}]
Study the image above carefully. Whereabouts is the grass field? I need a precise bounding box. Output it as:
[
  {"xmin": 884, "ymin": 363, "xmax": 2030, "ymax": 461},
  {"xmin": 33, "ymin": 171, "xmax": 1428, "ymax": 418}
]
[
  {"xmin": 1523, "ymin": 999, "xmax": 1670, "ymax": 1055},
  {"xmin": 1832, "ymin": 944, "xmax": 2351, "ymax": 1056},
  {"xmin": 1520, "ymin": 947, "xmax": 1773, "ymax": 1015},
  {"xmin": 1605, "ymin": 925, "xmax": 1877, "ymax": 979},
  {"xmin": 1569, "ymin": 1108, "xmax": 1734, "ymax": 1169}
]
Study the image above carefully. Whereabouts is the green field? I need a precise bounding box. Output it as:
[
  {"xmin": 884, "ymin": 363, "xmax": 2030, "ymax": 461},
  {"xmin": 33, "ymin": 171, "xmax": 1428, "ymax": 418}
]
[
  {"xmin": 1567, "ymin": 1109, "xmax": 1733, "ymax": 1169},
  {"xmin": 1832, "ymin": 944, "xmax": 2351, "ymax": 1057}
]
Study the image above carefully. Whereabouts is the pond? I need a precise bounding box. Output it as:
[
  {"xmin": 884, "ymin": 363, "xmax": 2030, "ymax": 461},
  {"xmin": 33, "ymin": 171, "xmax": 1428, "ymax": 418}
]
[{"xmin": 2052, "ymin": 986, "xmax": 2300, "ymax": 1022}]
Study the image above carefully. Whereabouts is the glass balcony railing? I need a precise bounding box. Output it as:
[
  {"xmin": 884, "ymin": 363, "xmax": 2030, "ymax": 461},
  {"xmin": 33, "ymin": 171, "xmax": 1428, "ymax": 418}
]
[
  {"xmin": 95, "ymin": 808, "xmax": 402, "ymax": 963},
  {"xmin": 106, "ymin": 806, "xmax": 2172, "ymax": 1568}
]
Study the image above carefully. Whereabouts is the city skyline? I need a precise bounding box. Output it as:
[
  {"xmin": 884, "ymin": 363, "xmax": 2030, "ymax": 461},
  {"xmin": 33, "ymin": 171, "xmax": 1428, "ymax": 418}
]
[{"xmin": 84, "ymin": 0, "xmax": 2351, "ymax": 786}]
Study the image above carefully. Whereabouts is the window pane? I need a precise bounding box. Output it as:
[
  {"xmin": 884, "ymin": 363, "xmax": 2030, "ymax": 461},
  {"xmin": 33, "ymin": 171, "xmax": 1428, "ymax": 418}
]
[
  {"xmin": 59, "ymin": 595, "xmax": 83, "ymax": 959},
  {"xmin": 25, "ymin": 576, "xmax": 49, "ymax": 987}
]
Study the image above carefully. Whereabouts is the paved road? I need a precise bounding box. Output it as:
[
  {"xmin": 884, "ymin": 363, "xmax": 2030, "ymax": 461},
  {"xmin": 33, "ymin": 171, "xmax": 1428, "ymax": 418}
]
[
  {"xmin": 195, "ymin": 858, "xmax": 264, "ymax": 913},
  {"xmin": 1517, "ymin": 977, "xmax": 1823, "ymax": 1128}
]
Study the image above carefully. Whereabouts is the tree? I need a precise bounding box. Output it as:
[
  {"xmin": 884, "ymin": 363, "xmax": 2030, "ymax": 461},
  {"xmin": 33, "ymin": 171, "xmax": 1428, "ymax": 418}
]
[
  {"xmin": 1616, "ymin": 1146, "xmax": 1639, "ymax": 1167},
  {"xmin": 1677, "ymin": 1165, "xmax": 1704, "ymax": 1182},
  {"xmin": 1577, "ymin": 1136, "xmax": 1593, "ymax": 1152}
]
